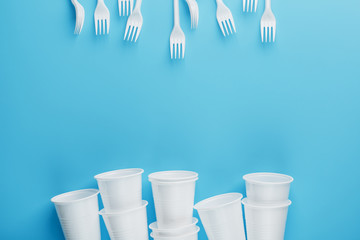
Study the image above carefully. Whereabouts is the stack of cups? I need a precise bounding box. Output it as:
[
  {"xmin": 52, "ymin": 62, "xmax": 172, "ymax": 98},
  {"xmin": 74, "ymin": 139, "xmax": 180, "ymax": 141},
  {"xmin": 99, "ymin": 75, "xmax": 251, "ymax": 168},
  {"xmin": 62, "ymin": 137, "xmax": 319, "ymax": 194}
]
[
  {"xmin": 95, "ymin": 168, "xmax": 149, "ymax": 240},
  {"xmin": 242, "ymin": 172, "xmax": 294, "ymax": 240},
  {"xmin": 194, "ymin": 193, "xmax": 246, "ymax": 240},
  {"xmin": 148, "ymin": 171, "xmax": 200, "ymax": 240},
  {"xmin": 51, "ymin": 189, "xmax": 101, "ymax": 240}
]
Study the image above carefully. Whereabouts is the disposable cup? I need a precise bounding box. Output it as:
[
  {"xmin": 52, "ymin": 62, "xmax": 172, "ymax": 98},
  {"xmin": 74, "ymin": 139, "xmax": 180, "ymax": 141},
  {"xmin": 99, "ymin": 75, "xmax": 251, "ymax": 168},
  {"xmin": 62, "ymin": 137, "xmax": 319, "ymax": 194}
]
[
  {"xmin": 243, "ymin": 172, "xmax": 293, "ymax": 204},
  {"xmin": 150, "ymin": 226, "xmax": 200, "ymax": 240},
  {"xmin": 242, "ymin": 198, "xmax": 291, "ymax": 240},
  {"xmin": 51, "ymin": 189, "xmax": 100, "ymax": 240},
  {"xmin": 95, "ymin": 168, "xmax": 144, "ymax": 211},
  {"xmin": 194, "ymin": 193, "xmax": 245, "ymax": 240},
  {"xmin": 100, "ymin": 200, "xmax": 149, "ymax": 240},
  {"xmin": 149, "ymin": 175, "xmax": 198, "ymax": 228},
  {"xmin": 149, "ymin": 218, "xmax": 198, "ymax": 237},
  {"xmin": 148, "ymin": 171, "xmax": 198, "ymax": 183}
]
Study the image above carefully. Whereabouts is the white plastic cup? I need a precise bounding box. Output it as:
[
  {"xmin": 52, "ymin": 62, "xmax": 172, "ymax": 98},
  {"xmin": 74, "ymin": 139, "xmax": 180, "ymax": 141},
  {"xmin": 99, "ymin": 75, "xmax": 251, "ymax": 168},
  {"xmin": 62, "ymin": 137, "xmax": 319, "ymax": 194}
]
[
  {"xmin": 51, "ymin": 189, "xmax": 100, "ymax": 240},
  {"xmin": 149, "ymin": 218, "xmax": 198, "ymax": 237},
  {"xmin": 243, "ymin": 172, "xmax": 293, "ymax": 204},
  {"xmin": 242, "ymin": 198, "xmax": 291, "ymax": 240},
  {"xmin": 100, "ymin": 200, "xmax": 149, "ymax": 240},
  {"xmin": 149, "ymin": 171, "xmax": 198, "ymax": 228},
  {"xmin": 150, "ymin": 226, "xmax": 200, "ymax": 240},
  {"xmin": 194, "ymin": 193, "xmax": 246, "ymax": 240},
  {"xmin": 95, "ymin": 168, "xmax": 144, "ymax": 211}
]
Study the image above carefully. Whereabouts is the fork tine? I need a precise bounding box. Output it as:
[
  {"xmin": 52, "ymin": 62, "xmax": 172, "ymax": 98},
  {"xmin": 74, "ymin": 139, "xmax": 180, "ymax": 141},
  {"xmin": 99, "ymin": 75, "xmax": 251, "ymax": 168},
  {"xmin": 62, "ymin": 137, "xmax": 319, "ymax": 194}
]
[
  {"xmin": 182, "ymin": 43, "xmax": 185, "ymax": 58},
  {"xmin": 250, "ymin": 0, "xmax": 253, "ymax": 12},
  {"xmin": 170, "ymin": 42, "xmax": 174, "ymax": 59},
  {"xmin": 226, "ymin": 20, "xmax": 232, "ymax": 34},
  {"xmin": 128, "ymin": 26, "xmax": 133, "ymax": 40},
  {"xmin": 265, "ymin": 26, "xmax": 268, "ymax": 42},
  {"xmin": 223, "ymin": 21, "xmax": 229, "ymax": 35},
  {"xmin": 255, "ymin": 0, "xmax": 258, "ymax": 11},
  {"xmin": 124, "ymin": 24, "xmax": 130, "ymax": 40},
  {"xmin": 218, "ymin": 20, "xmax": 225, "ymax": 36},
  {"xmin": 230, "ymin": 16, "xmax": 236, "ymax": 33},
  {"xmin": 107, "ymin": 19, "xmax": 110, "ymax": 34},
  {"xmin": 134, "ymin": 26, "xmax": 141, "ymax": 42},
  {"xmin": 131, "ymin": 27, "xmax": 137, "ymax": 41},
  {"xmin": 95, "ymin": 19, "xmax": 99, "ymax": 35},
  {"xmin": 273, "ymin": 25, "xmax": 276, "ymax": 42},
  {"xmin": 246, "ymin": 0, "xmax": 250, "ymax": 12},
  {"xmin": 243, "ymin": 0, "xmax": 246, "ymax": 11},
  {"xmin": 261, "ymin": 23, "xmax": 264, "ymax": 42}
]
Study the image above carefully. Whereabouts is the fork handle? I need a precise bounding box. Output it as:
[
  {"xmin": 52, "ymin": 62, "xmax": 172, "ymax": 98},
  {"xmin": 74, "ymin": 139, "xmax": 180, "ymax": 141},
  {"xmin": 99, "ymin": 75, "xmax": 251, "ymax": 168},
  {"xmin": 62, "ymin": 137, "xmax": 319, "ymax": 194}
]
[
  {"xmin": 134, "ymin": 0, "xmax": 142, "ymax": 10},
  {"xmin": 174, "ymin": 0, "xmax": 180, "ymax": 26},
  {"xmin": 215, "ymin": 0, "xmax": 224, "ymax": 5},
  {"xmin": 265, "ymin": 0, "xmax": 271, "ymax": 9}
]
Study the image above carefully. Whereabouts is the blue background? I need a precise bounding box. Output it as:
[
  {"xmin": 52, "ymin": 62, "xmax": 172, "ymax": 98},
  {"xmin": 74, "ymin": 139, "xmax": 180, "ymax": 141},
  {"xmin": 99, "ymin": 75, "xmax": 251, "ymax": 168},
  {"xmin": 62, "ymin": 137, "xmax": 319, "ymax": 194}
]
[{"xmin": 0, "ymin": 0, "xmax": 359, "ymax": 238}]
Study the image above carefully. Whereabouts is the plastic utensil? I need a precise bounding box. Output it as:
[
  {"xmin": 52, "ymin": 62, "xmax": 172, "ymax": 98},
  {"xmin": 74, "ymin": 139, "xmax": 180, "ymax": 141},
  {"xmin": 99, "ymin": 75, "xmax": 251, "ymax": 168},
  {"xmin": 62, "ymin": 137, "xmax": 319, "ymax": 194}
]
[
  {"xmin": 71, "ymin": 0, "xmax": 85, "ymax": 34},
  {"xmin": 243, "ymin": 0, "xmax": 258, "ymax": 12},
  {"xmin": 185, "ymin": 0, "xmax": 199, "ymax": 29},
  {"xmin": 100, "ymin": 200, "xmax": 149, "ymax": 240},
  {"xmin": 149, "ymin": 218, "xmax": 198, "ymax": 237},
  {"xmin": 194, "ymin": 193, "xmax": 245, "ymax": 240},
  {"xmin": 242, "ymin": 198, "xmax": 291, "ymax": 240},
  {"xmin": 51, "ymin": 189, "xmax": 100, "ymax": 240},
  {"xmin": 261, "ymin": 0, "xmax": 276, "ymax": 42},
  {"xmin": 170, "ymin": 0, "xmax": 186, "ymax": 59},
  {"xmin": 243, "ymin": 173, "xmax": 293, "ymax": 204},
  {"xmin": 124, "ymin": 0, "xmax": 143, "ymax": 42},
  {"xmin": 94, "ymin": 0, "xmax": 110, "ymax": 35},
  {"xmin": 149, "ymin": 176, "xmax": 198, "ymax": 228},
  {"xmin": 150, "ymin": 226, "xmax": 200, "ymax": 240},
  {"xmin": 95, "ymin": 168, "xmax": 143, "ymax": 211},
  {"xmin": 118, "ymin": 0, "xmax": 133, "ymax": 16},
  {"xmin": 215, "ymin": 0, "xmax": 236, "ymax": 37}
]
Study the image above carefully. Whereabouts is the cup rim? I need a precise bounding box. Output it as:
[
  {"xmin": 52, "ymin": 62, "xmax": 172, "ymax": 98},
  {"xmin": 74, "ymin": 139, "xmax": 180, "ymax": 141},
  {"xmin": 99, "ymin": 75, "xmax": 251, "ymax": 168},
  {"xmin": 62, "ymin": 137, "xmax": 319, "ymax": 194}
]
[
  {"xmin": 150, "ymin": 226, "xmax": 200, "ymax": 239},
  {"xmin": 150, "ymin": 177, "xmax": 199, "ymax": 185},
  {"xmin": 242, "ymin": 198, "xmax": 292, "ymax": 208},
  {"xmin": 149, "ymin": 218, "xmax": 198, "ymax": 232},
  {"xmin": 51, "ymin": 189, "xmax": 99, "ymax": 204},
  {"xmin": 194, "ymin": 192, "xmax": 243, "ymax": 211},
  {"xmin": 148, "ymin": 171, "xmax": 198, "ymax": 183},
  {"xmin": 99, "ymin": 200, "xmax": 148, "ymax": 215},
  {"xmin": 243, "ymin": 172, "xmax": 294, "ymax": 185},
  {"xmin": 94, "ymin": 168, "xmax": 144, "ymax": 181}
]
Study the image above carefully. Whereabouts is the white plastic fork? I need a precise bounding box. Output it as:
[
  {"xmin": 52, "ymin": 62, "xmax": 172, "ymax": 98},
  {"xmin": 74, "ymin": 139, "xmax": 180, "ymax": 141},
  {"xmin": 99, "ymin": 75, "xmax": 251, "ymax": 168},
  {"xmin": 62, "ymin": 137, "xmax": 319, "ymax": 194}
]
[
  {"xmin": 94, "ymin": 0, "xmax": 110, "ymax": 35},
  {"xmin": 185, "ymin": 0, "xmax": 199, "ymax": 29},
  {"xmin": 124, "ymin": 0, "xmax": 143, "ymax": 42},
  {"xmin": 243, "ymin": 0, "xmax": 258, "ymax": 12},
  {"xmin": 170, "ymin": 0, "xmax": 185, "ymax": 59},
  {"xmin": 118, "ymin": 0, "xmax": 133, "ymax": 16},
  {"xmin": 216, "ymin": 0, "xmax": 236, "ymax": 37},
  {"xmin": 261, "ymin": 0, "xmax": 276, "ymax": 42},
  {"xmin": 71, "ymin": 0, "xmax": 85, "ymax": 34}
]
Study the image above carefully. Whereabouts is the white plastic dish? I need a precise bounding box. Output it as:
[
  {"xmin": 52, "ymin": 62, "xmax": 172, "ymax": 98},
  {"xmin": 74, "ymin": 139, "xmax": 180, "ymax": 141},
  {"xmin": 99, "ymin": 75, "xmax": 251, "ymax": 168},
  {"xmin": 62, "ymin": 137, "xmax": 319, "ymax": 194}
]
[
  {"xmin": 149, "ymin": 171, "xmax": 198, "ymax": 183},
  {"xmin": 149, "ymin": 218, "xmax": 198, "ymax": 237},
  {"xmin": 194, "ymin": 193, "xmax": 245, "ymax": 240},
  {"xmin": 150, "ymin": 226, "xmax": 200, "ymax": 240},
  {"xmin": 100, "ymin": 200, "xmax": 148, "ymax": 240},
  {"xmin": 150, "ymin": 177, "xmax": 198, "ymax": 228},
  {"xmin": 242, "ymin": 198, "xmax": 291, "ymax": 240},
  {"xmin": 51, "ymin": 189, "xmax": 100, "ymax": 240},
  {"xmin": 95, "ymin": 168, "xmax": 144, "ymax": 211},
  {"xmin": 243, "ymin": 172, "xmax": 293, "ymax": 204}
]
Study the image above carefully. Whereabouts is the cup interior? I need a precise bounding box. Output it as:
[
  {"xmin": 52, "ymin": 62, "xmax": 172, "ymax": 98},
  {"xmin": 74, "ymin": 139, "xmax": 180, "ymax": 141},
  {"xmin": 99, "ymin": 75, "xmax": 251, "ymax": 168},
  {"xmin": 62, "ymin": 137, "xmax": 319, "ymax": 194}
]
[
  {"xmin": 95, "ymin": 168, "xmax": 144, "ymax": 180},
  {"xmin": 243, "ymin": 173, "xmax": 293, "ymax": 185},
  {"xmin": 51, "ymin": 189, "xmax": 99, "ymax": 204},
  {"xmin": 194, "ymin": 193, "xmax": 242, "ymax": 210},
  {"xmin": 149, "ymin": 171, "xmax": 198, "ymax": 182}
]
